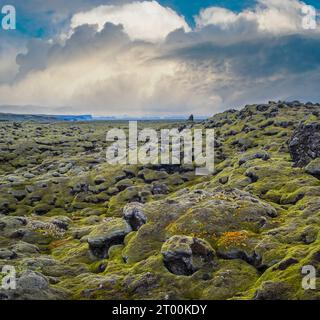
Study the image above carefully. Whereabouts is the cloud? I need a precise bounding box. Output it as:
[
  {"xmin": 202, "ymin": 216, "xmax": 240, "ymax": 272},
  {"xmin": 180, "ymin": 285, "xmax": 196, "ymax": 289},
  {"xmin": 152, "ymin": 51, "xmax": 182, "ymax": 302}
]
[
  {"xmin": 195, "ymin": 0, "xmax": 318, "ymax": 35},
  {"xmin": 70, "ymin": 1, "xmax": 190, "ymax": 42},
  {"xmin": 1, "ymin": 0, "xmax": 320, "ymax": 116},
  {"xmin": 0, "ymin": 23, "xmax": 213, "ymax": 116},
  {"xmin": 1, "ymin": 0, "xmax": 131, "ymax": 37}
]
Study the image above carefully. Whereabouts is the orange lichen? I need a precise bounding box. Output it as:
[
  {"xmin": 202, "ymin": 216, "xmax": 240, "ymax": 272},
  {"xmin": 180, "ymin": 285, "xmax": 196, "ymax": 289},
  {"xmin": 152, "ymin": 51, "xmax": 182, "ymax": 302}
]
[{"xmin": 218, "ymin": 231, "xmax": 249, "ymax": 248}]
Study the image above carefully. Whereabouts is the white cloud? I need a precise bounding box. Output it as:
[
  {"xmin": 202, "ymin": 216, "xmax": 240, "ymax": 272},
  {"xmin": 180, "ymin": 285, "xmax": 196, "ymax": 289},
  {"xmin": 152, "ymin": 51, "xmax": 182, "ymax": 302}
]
[
  {"xmin": 0, "ymin": 23, "xmax": 213, "ymax": 116},
  {"xmin": 195, "ymin": 7, "xmax": 238, "ymax": 30},
  {"xmin": 71, "ymin": 0, "xmax": 190, "ymax": 43},
  {"xmin": 0, "ymin": 46, "xmax": 19, "ymax": 84},
  {"xmin": 195, "ymin": 0, "xmax": 318, "ymax": 35},
  {"xmin": 0, "ymin": 35, "xmax": 26, "ymax": 84},
  {"xmin": 0, "ymin": 52, "xmax": 214, "ymax": 116}
]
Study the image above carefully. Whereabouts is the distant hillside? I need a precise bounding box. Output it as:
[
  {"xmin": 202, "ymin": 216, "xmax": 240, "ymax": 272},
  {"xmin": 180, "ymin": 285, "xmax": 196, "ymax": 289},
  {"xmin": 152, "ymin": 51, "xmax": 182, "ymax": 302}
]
[
  {"xmin": 0, "ymin": 113, "xmax": 93, "ymax": 122},
  {"xmin": 0, "ymin": 113, "xmax": 206, "ymax": 122}
]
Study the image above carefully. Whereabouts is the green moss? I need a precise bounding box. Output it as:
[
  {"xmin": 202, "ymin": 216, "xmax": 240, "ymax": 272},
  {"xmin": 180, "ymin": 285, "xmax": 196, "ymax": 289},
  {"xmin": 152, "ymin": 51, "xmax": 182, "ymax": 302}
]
[{"xmin": 2, "ymin": 103, "xmax": 320, "ymax": 300}]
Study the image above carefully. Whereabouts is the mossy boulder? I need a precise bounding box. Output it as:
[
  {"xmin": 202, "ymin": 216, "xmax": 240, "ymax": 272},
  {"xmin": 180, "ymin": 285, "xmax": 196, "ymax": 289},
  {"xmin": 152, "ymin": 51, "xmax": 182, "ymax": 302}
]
[
  {"xmin": 167, "ymin": 187, "xmax": 278, "ymax": 239},
  {"xmin": 0, "ymin": 270, "xmax": 68, "ymax": 300},
  {"xmin": 161, "ymin": 235, "xmax": 215, "ymax": 276},
  {"xmin": 87, "ymin": 218, "xmax": 132, "ymax": 259},
  {"xmin": 0, "ymin": 248, "xmax": 17, "ymax": 260},
  {"xmin": 305, "ymin": 158, "xmax": 320, "ymax": 178},
  {"xmin": 123, "ymin": 202, "xmax": 147, "ymax": 231},
  {"xmin": 138, "ymin": 169, "xmax": 169, "ymax": 183},
  {"xmin": 115, "ymin": 179, "xmax": 134, "ymax": 191},
  {"xmin": 239, "ymin": 151, "xmax": 270, "ymax": 165},
  {"xmin": 253, "ymin": 281, "xmax": 295, "ymax": 300}
]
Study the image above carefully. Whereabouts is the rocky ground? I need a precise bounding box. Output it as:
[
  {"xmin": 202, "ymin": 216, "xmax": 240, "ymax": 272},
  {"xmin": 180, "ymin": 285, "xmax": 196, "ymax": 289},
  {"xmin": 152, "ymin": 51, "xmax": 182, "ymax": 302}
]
[{"xmin": 1, "ymin": 101, "xmax": 320, "ymax": 300}]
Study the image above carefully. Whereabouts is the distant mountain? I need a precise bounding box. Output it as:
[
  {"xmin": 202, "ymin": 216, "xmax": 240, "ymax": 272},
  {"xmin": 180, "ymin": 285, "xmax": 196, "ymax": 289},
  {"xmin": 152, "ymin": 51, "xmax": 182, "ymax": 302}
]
[
  {"xmin": 54, "ymin": 115, "xmax": 93, "ymax": 121},
  {"xmin": 0, "ymin": 104, "xmax": 209, "ymax": 122},
  {"xmin": 0, "ymin": 113, "xmax": 92, "ymax": 122},
  {"xmin": 92, "ymin": 115, "xmax": 208, "ymax": 121},
  {"xmin": 0, "ymin": 112, "xmax": 207, "ymax": 122}
]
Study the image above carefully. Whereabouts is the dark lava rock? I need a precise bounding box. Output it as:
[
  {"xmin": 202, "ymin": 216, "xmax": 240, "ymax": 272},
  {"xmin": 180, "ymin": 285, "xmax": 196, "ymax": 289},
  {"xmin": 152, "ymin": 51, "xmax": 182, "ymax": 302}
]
[
  {"xmin": 245, "ymin": 167, "xmax": 259, "ymax": 183},
  {"xmin": 115, "ymin": 179, "xmax": 134, "ymax": 191},
  {"xmin": 0, "ymin": 199, "xmax": 11, "ymax": 215},
  {"xmin": 288, "ymin": 122, "xmax": 320, "ymax": 167},
  {"xmin": 254, "ymin": 281, "xmax": 294, "ymax": 300},
  {"xmin": 151, "ymin": 182, "xmax": 169, "ymax": 195},
  {"xmin": 33, "ymin": 204, "xmax": 52, "ymax": 216},
  {"xmin": 94, "ymin": 176, "xmax": 106, "ymax": 185},
  {"xmin": 11, "ymin": 190, "xmax": 27, "ymax": 201},
  {"xmin": 0, "ymin": 248, "xmax": 17, "ymax": 260},
  {"xmin": 232, "ymin": 138, "xmax": 256, "ymax": 151},
  {"xmin": 0, "ymin": 269, "xmax": 67, "ymax": 300},
  {"xmin": 123, "ymin": 202, "xmax": 147, "ymax": 231},
  {"xmin": 239, "ymin": 151, "xmax": 270, "ymax": 165},
  {"xmin": 17, "ymin": 270, "xmax": 49, "ymax": 291},
  {"xmin": 219, "ymin": 176, "xmax": 229, "ymax": 184},
  {"xmin": 272, "ymin": 258, "xmax": 298, "ymax": 271},
  {"xmin": 256, "ymin": 104, "xmax": 270, "ymax": 112},
  {"xmin": 51, "ymin": 217, "xmax": 71, "ymax": 230},
  {"xmin": 310, "ymin": 250, "xmax": 320, "ymax": 265},
  {"xmin": 217, "ymin": 249, "xmax": 263, "ymax": 270},
  {"xmin": 88, "ymin": 218, "xmax": 132, "ymax": 259},
  {"xmin": 70, "ymin": 182, "xmax": 89, "ymax": 194},
  {"xmin": 305, "ymin": 159, "xmax": 320, "ymax": 178},
  {"xmin": 161, "ymin": 235, "xmax": 215, "ymax": 276},
  {"xmin": 299, "ymin": 226, "xmax": 318, "ymax": 244},
  {"xmin": 123, "ymin": 272, "xmax": 159, "ymax": 296}
]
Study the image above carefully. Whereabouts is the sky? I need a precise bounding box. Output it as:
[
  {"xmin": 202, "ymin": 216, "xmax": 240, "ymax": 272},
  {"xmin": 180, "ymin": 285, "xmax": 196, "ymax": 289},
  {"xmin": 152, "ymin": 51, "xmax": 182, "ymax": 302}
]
[{"xmin": 0, "ymin": 0, "xmax": 320, "ymax": 116}]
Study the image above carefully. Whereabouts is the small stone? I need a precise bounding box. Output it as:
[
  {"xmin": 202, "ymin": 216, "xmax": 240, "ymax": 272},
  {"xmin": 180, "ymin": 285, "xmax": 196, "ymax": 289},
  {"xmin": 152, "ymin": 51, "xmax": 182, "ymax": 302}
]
[
  {"xmin": 24, "ymin": 173, "xmax": 35, "ymax": 179},
  {"xmin": 219, "ymin": 176, "xmax": 229, "ymax": 184}
]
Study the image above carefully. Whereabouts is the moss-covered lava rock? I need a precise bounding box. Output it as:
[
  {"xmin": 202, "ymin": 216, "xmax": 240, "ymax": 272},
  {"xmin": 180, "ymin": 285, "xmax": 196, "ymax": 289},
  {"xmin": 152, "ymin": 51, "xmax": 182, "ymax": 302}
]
[
  {"xmin": 87, "ymin": 218, "xmax": 132, "ymax": 259},
  {"xmin": 1, "ymin": 101, "xmax": 320, "ymax": 300},
  {"xmin": 161, "ymin": 235, "xmax": 215, "ymax": 276}
]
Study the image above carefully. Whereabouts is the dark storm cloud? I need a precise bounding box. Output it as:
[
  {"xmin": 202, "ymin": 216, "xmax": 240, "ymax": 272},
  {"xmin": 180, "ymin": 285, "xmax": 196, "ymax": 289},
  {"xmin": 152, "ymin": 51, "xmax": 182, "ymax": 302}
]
[
  {"xmin": 165, "ymin": 33, "xmax": 320, "ymax": 78},
  {"xmin": 14, "ymin": 22, "xmax": 131, "ymax": 80},
  {"xmin": 163, "ymin": 30, "xmax": 320, "ymax": 106}
]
